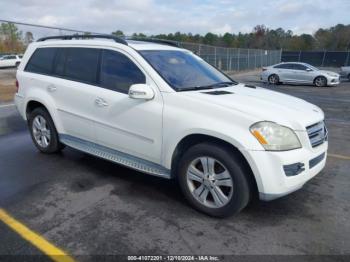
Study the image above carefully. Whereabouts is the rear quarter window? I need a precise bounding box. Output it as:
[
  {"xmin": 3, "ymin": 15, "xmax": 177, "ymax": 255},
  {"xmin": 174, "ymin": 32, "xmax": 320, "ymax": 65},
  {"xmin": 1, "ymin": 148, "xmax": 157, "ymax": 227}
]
[{"xmin": 25, "ymin": 48, "xmax": 57, "ymax": 74}]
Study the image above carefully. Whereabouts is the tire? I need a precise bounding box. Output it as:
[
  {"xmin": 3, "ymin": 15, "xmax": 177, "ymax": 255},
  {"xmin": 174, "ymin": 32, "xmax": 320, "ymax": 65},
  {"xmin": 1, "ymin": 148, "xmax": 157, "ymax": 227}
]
[
  {"xmin": 348, "ymin": 74, "xmax": 350, "ymax": 82},
  {"xmin": 268, "ymin": 74, "xmax": 279, "ymax": 85},
  {"xmin": 314, "ymin": 76, "xmax": 327, "ymax": 87},
  {"xmin": 28, "ymin": 107, "xmax": 64, "ymax": 153},
  {"xmin": 177, "ymin": 142, "xmax": 251, "ymax": 217}
]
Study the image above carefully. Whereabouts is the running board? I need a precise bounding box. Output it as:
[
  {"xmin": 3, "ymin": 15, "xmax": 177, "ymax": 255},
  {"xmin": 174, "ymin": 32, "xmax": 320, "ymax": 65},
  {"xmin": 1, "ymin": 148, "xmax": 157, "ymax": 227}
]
[{"xmin": 59, "ymin": 134, "xmax": 171, "ymax": 179}]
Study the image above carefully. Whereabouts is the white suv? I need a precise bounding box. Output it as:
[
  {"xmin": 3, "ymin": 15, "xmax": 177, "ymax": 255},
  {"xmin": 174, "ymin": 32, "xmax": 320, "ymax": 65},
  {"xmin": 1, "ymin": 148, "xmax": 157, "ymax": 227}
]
[
  {"xmin": 14, "ymin": 35, "xmax": 328, "ymax": 217},
  {"xmin": 0, "ymin": 54, "xmax": 22, "ymax": 68}
]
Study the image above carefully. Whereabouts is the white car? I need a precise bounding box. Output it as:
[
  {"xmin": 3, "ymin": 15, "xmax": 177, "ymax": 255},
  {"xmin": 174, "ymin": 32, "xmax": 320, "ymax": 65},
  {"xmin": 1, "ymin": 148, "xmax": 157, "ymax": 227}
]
[
  {"xmin": 261, "ymin": 62, "xmax": 340, "ymax": 87},
  {"xmin": 14, "ymin": 35, "xmax": 328, "ymax": 217},
  {"xmin": 0, "ymin": 54, "xmax": 22, "ymax": 68},
  {"xmin": 340, "ymin": 66, "xmax": 350, "ymax": 81}
]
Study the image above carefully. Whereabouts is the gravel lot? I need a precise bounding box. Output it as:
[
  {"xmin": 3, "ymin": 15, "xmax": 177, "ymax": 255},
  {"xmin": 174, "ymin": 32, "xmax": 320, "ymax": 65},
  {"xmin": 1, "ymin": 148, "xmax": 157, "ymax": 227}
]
[{"xmin": 0, "ymin": 68, "xmax": 349, "ymax": 260}]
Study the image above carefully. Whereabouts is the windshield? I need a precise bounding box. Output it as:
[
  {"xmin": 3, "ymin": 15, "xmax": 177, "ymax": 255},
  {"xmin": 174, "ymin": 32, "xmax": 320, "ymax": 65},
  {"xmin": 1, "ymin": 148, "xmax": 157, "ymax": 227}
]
[
  {"xmin": 305, "ymin": 64, "xmax": 319, "ymax": 71},
  {"xmin": 140, "ymin": 50, "xmax": 236, "ymax": 91}
]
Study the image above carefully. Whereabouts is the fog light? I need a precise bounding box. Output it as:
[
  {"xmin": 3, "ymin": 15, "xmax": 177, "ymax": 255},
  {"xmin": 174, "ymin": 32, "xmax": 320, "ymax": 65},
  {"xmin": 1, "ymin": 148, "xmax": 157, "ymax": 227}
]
[{"xmin": 283, "ymin": 162, "xmax": 305, "ymax": 177}]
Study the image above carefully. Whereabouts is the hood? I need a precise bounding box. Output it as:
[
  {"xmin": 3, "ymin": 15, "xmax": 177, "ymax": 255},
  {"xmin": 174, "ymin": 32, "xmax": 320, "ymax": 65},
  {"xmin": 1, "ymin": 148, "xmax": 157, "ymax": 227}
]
[
  {"xmin": 179, "ymin": 84, "xmax": 324, "ymax": 130},
  {"xmin": 319, "ymin": 70, "xmax": 339, "ymax": 76}
]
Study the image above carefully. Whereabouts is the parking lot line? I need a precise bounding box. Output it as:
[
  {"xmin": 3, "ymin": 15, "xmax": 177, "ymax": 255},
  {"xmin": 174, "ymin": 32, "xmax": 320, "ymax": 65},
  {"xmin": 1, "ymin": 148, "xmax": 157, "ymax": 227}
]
[
  {"xmin": 0, "ymin": 103, "xmax": 15, "ymax": 109},
  {"xmin": 0, "ymin": 208, "xmax": 75, "ymax": 262},
  {"xmin": 328, "ymin": 153, "xmax": 350, "ymax": 160}
]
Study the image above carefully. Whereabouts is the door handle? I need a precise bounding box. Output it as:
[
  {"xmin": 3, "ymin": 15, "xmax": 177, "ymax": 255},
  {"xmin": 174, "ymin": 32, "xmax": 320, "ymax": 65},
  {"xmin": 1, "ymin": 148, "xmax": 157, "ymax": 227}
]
[
  {"xmin": 95, "ymin": 98, "xmax": 108, "ymax": 107},
  {"xmin": 47, "ymin": 84, "xmax": 57, "ymax": 92}
]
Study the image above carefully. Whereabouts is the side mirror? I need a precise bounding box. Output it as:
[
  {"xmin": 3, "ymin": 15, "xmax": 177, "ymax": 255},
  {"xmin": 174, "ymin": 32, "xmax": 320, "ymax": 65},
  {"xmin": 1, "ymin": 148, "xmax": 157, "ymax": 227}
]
[
  {"xmin": 128, "ymin": 84, "xmax": 154, "ymax": 100},
  {"xmin": 306, "ymin": 68, "xmax": 312, "ymax": 72}
]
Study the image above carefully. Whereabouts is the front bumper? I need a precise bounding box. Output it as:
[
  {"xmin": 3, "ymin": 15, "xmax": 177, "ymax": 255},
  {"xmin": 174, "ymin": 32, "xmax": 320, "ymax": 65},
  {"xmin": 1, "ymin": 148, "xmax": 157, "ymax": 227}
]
[
  {"xmin": 243, "ymin": 141, "xmax": 328, "ymax": 201},
  {"xmin": 326, "ymin": 76, "xmax": 340, "ymax": 86}
]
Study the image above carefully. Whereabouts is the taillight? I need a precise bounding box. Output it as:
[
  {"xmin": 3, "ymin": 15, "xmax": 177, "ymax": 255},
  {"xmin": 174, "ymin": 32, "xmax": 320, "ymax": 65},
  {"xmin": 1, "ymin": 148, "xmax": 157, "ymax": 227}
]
[{"xmin": 15, "ymin": 79, "xmax": 19, "ymax": 93}]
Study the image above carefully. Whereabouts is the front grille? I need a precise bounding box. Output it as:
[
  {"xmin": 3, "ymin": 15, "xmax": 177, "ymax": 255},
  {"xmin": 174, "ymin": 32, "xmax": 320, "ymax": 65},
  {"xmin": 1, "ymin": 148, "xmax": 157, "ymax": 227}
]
[{"xmin": 306, "ymin": 121, "xmax": 328, "ymax": 148}]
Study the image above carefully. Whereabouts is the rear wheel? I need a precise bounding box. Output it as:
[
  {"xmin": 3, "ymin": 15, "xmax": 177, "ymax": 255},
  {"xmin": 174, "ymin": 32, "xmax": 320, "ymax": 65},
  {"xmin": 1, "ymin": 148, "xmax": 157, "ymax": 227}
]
[
  {"xmin": 314, "ymin": 76, "xmax": 327, "ymax": 87},
  {"xmin": 28, "ymin": 107, "xmax": 64, "ymax": 153},
  {"xmin": 268, "ymin": 74, "xmax": 279, "ymax": 85},
  {"xmin": 177, "ymin": 143, "xmax": 251, "ymax": 217}
]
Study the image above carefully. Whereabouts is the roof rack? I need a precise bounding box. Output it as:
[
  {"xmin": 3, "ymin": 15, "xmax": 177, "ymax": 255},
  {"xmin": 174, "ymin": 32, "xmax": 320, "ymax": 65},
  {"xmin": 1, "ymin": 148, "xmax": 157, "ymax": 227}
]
[
  {"xmin": 127, "ymin": 37, "xmax": 180, "ymax": 47},
  {"xmin": 37, "ymin": 34, "xmax": 128, "ymax": 45}
]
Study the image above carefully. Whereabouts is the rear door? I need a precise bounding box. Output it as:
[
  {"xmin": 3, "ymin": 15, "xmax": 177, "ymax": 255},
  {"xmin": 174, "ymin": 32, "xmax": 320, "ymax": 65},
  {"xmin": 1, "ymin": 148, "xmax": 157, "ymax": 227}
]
[
  {"xmin": 50, "ymin": 47, "xmax": 100, "ymax": 142},
  {"xmin": 274, "ymin": 63, "xmax": 295, "ymax": 82}
]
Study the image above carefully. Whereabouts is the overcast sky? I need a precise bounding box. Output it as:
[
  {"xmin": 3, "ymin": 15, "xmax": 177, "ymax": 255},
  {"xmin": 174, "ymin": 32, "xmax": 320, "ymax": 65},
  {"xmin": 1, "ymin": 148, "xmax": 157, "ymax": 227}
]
[{"xmin": 1, "ymin": 0, "xmax": 350, "ymax": 37}]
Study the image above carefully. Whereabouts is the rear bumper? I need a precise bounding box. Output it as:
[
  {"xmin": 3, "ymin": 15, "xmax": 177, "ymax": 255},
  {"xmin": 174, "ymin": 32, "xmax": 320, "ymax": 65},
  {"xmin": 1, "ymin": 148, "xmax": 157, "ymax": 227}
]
[{"xmin": 14, "ymin": 93, "xmax": 26, "ymax": 120}]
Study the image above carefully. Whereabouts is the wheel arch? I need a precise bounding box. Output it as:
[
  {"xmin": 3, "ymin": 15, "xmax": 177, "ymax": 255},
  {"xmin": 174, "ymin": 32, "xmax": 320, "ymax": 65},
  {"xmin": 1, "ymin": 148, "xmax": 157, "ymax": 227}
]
[
  {"xmin": 170, "ymin": 133, "xmax": 259, "ymax": 198},
  {"xmin": 25, "ymin": 98, "xmax": 63, "ymax": 134},
  {"xmin": 313, "ymin": 75, "xmax": 327, "ymax": 85},
  {"xmin": 268, "ymin": 73, "xmax": 280, "ymax": 83}
]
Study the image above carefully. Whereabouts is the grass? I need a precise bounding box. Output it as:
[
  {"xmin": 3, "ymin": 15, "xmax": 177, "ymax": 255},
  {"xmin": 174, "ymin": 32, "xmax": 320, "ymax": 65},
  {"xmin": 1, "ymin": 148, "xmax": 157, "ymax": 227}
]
[{"xmin": 0, "ymin": 84, "xmax": 16, "ymax": 102}]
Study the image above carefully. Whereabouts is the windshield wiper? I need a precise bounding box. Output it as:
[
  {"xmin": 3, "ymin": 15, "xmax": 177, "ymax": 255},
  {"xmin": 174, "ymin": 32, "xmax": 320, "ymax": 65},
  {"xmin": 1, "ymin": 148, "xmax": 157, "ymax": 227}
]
[
  {"xmin": 205, "ymin": 81, "xmax": 237, "ymax": 88},
  {"xmin": 177, "ymin": 81, "xmax": 237, "ymax": 92},
  {"xmin": 176, "ymin": 86, "xmax": 216, "ymax": 92}
]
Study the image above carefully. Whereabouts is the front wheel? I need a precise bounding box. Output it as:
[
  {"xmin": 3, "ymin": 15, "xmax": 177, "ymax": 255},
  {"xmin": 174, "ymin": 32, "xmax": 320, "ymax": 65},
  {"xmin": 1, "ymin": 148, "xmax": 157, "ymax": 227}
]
[
  {"xmin": 28, "ymin": 107, "xmax": 64, "ymax": 153},
  {"xmin": 314, "ymin": 76, "xmax": 327, "ymax": 87},
  {"xmin": 177, "ymin": 143, "xmax": 251, "ymax": 217}
]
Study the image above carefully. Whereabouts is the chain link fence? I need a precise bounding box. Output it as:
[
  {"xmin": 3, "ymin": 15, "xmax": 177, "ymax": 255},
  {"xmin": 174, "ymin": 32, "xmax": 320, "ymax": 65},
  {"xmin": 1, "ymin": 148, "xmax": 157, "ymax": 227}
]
[
  {"xmin": 179, "ymin": 42, "xmax": 281, "ymax": 71},
  {"xmin": 0, "ymin": 20, "xmax": 282, "ymax": 72},
  {"xmin": 282, "ymin": 50, "xmax": 350, "ymax": 67}
]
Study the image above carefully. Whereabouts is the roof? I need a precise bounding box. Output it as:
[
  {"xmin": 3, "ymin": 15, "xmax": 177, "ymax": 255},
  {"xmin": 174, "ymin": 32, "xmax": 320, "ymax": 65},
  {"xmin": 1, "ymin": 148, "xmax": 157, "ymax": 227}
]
[
  {"xmin": 32, "ymin": 38, "xmax": 183, "ymax": 51},
  {"xmin": 126, "ymin": 40, "xmax": 182, "ymax": 51}
]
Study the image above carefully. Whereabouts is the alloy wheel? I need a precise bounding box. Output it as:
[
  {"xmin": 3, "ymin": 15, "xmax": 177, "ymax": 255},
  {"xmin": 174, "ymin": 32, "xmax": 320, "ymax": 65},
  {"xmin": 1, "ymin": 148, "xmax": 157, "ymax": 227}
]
[
  {"xmin": 315, "ymin": 77, "xmax": 326, "ymax": 87},
  {"xmin": 32, "ymin": 115, "xmax": 51, "ymax": 148},
  {"xmin": 186, "ymin": 157, "xmax": 234, "ymax": 208},
  {"xmin": 268, "ymin": 75, "xmax": 278, "ymax": 84}
]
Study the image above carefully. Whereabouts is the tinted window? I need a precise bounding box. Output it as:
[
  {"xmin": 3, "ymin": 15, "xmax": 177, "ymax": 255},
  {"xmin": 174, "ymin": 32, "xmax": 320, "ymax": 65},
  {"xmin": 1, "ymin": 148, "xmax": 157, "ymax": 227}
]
[
  {"xmin": 65, "ymin": 48, "xmax": 100, "ymax": 85},
  {"xmin": 140, "ymin": 50, "xmax": 232, "ymax": 91},
  {"xmin": 25, "ymin": 48, "xmax": 57, "ymax": 74},
  {"xmin": 53, "ymin": 48, "xmax": 66, "ymax": 76},
  {"xmin": 274, "ymin": 63, "xmax": 293, "ymax": 69},
  {"xmin": 293, "ymin": 64, "xmax": 307, "ymax": 70},
  {"xmin": 100, "ymin": 50, "xmax": 145, "ymax": 94}
]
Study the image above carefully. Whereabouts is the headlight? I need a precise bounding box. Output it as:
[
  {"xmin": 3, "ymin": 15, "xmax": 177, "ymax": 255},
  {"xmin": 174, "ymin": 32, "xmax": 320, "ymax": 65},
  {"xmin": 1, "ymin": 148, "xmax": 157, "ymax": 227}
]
[
  {"xmin": 326, "ymin": 72, "xmax": 338, "ymax": 77},
  {"xmin": 250, "ymin": 122, "xmax": 301, "ymax": 151}
]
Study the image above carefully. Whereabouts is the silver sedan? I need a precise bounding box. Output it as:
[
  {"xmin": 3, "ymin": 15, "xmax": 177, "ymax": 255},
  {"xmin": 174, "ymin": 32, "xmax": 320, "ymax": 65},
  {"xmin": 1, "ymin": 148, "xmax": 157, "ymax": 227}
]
[
  {"xmin": 261, "ymin": 62, "xmax": 340, "ymax": 87},
  {"xmin": 340, "ymin": 66, "xmax": 350, "ymax": 81}
]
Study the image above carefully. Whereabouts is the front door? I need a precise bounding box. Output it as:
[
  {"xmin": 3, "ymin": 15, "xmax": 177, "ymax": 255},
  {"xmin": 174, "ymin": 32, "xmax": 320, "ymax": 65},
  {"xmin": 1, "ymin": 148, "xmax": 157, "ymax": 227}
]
[{"xmin": 92, "ymin": 49, "xmax": 163, "ymax": 164}]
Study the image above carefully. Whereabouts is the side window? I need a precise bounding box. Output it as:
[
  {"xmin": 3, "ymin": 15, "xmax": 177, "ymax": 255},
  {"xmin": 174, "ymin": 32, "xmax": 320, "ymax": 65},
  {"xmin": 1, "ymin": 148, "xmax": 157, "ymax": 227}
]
[
  {"xmin": 3, "ymin": 55, "xmax": 15, "ymax": 60},
  {"xmin": 293, "ymin": 64, "xmax": 307, "ymax": 70},
  {"xmin": 274, "ymin": 64, "xmax": 293, "ymax": 69},
  {"xmin": 64, "ymin": 48, "xmax": 100, "ymax": 85},
  {"xmin": 100, "ymin": 49, "xmax": 146, "ymax": 94},
  {"xmin": 25, "ymin": 48, "xmax": 57, "ymax": 75},
  {"xmin": 53, "ymin": 48, "xmax": 66, "ymax": 76}
]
